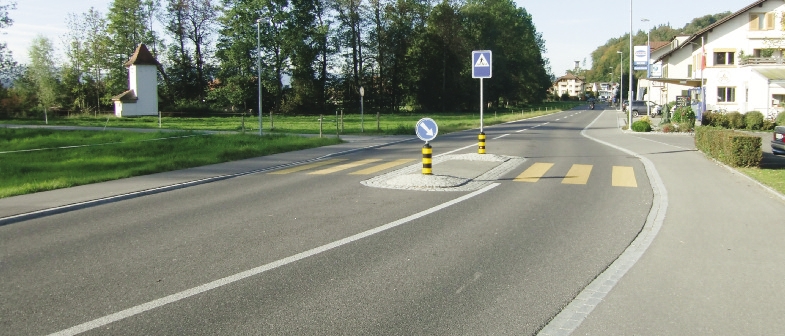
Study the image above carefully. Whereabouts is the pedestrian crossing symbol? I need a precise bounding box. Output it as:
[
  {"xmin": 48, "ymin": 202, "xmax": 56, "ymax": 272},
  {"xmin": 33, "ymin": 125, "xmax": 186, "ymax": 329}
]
[
  {"xmin": 472, "ymin": 50, "xmax": 492, "ymax": 78},
  {"xmin": 475, "ymin": 54, "xmax": 489, "ymax": 67}
]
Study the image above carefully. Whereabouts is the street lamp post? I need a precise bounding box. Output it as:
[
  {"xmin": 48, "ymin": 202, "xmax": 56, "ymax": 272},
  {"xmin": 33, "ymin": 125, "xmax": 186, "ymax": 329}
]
[
  {"xmin": 628, "ymin": 0, "xmax": 634, "ymax": 129},
  {"xmin": 642, "ymin": 18, "xmax": 651, "ymax": 116},
  {"xmin": 617, "ymin": 51, "xmax": 623, "ymax": 112},
  {"xmin": 256, "ymin": 18, "xmax": 263, "ymax": 136}
]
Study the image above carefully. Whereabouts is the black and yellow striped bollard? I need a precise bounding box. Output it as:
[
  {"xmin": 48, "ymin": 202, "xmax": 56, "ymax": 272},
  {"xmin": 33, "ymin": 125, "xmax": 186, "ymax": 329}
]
[
  {"xmin": 422, "ymin": 143, "xmax": 432, "ymax": 175},
  {"xmin": 478, "ymin": 132, "xmax": 486, "ymax": 154}
]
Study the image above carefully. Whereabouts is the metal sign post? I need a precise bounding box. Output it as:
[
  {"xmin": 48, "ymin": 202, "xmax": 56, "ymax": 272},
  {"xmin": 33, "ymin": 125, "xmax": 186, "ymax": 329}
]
[
  {"xmin": 472, "ymin": 50, "xmax": 492, "ymax": 154},
  {"xmin": 359, "ymin": 86, "xmax": 365, "ymax": 132}
]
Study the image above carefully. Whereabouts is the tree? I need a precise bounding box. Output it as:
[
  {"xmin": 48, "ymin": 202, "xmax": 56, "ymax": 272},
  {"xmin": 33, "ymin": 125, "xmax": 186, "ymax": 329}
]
[
  {"xmin": 26, "ymin": 36, "xmax": 61, "ymax": 122},
  {"xmin": 106, "ymin": 0, "xmax": 159, "ymax": 100},
  {"xmin": 0, "ymin": 1, "xmax": 17, "ymax": 86}
]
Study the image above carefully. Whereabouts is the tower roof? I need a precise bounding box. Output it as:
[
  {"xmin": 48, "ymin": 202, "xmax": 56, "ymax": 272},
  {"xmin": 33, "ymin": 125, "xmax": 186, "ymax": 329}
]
[{"xmin": 124, "ymin": 44, "xmax": 160, "ymax": 68}]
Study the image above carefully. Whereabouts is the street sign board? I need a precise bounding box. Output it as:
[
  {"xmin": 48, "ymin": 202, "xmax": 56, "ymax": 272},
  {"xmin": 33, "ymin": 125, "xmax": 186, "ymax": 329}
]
[
  {"xmin": 416, "ymin": 118, "xmax": 438, "ymax": 142},
  {"xmin": 472, "ymin": 50, "xmax": 492, "ymax": 78}
]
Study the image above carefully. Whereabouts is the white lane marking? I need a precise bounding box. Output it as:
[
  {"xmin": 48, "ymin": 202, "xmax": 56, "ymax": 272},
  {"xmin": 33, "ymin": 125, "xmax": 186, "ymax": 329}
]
[
  {"xmin": 515, "ymin": 129, "xmax": 527, "ymax": 133},
  {"xmin": 493, "ymin": 134, "xmax": 510, "ymax": 140},
  {"xmin": 537, "ymin": 111, "xmax": 668, "ymax": 336},
  {"xmin": 632, "ymin": 135, "xmax": 694, "ymax": 151},
  {"xmin": 48, "ymin": 183, "xmax": 501, "ymax": 336}
]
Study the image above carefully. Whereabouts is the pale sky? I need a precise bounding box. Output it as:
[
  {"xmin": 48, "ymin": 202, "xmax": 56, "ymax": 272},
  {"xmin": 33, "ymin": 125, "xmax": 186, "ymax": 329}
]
[{"xmin": 2, "ymin": 0, "xmax": 753, "ymax": 76}]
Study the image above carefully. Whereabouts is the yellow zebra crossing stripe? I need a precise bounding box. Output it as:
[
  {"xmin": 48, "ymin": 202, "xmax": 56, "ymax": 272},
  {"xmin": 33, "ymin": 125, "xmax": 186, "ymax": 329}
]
[
  {"xmin": 612, "ymin": 166, "xmax": 638, "ymax": 187},
  {"xmin": 514, "ymin": 162, "xmax": 637, "ymax": 187},
  {"xmin": 309, "ymin": 159, "xmax": 382, "ymax": 175},
  {"xmin": 349, "ymin": 159, "xmax": 416, "ymax": 175},
  {"xmin": 562, "ymin": 164, "xmax": 592, "ymax": 185},
  {"xmin": 514, "ymin": 162, "xmax": 554, "ymax": 182},
  {"xmin": 268, "ymin": 159, "xmax": 347, "ymax": 174}
]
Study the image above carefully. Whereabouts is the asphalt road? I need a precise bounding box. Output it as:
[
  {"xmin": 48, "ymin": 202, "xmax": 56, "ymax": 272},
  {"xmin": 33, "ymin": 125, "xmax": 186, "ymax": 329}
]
[{"xmin": 1, "ymin": 106, "xmax": 654, "ymax": 335}]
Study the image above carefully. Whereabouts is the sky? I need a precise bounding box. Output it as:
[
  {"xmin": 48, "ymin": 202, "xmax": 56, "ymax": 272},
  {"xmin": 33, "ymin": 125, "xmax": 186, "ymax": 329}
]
[{"xmin": 2, "ymin": 0, "xmax": 753, "ymax": 77}]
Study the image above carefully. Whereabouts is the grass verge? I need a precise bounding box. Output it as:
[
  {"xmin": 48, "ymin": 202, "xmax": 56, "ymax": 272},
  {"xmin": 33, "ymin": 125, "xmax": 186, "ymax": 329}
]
[
  {"xmin": 737, "ymin": 167, "xmax": 785, "ymax": 196},
  {"xmin": 0, "ymin": 129, "xmax": 342, "ymax": 198}
]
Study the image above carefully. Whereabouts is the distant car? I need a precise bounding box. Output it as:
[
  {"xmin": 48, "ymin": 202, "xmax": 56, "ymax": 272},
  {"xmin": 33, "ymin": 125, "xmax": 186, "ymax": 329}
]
[
  {"xmin": 628, "ymin": 100, "xmax": 648, "ymax": 117},
  {"xmin": 773, "ymin": 126, "xmax": 785, "ymax": 155}
]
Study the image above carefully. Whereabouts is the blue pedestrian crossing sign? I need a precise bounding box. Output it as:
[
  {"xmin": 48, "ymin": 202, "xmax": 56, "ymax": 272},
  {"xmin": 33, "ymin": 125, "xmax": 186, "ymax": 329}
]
[
  {"xmin": 472, "ymin": 50, "xmax": 492, "ymax": 78},
  {"xmin": 416, "ymin": 118, "xmax": 438, "ymax": 142}
]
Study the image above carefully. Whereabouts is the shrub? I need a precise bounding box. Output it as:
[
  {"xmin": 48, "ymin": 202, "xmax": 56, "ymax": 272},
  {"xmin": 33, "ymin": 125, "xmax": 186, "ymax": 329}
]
[
  {"xmin": 695, "ymin": 126, "xmax": 762, "ymax": 167},
  {"xmin": 777, "ymin": 111, "xmax": 785, "ymax": 126},
  {"xmin": 762, "ymin": 120, "xmax": 776, "ymax": 131},
  {"xmin": 702, "ymin": 111, "xmax": 716, "ymax": 126},
  {"xmin": 726, "ymin": 111, "xmax": 744, "ymax": 129},
  {"xmin": 678, "ymin": 122, "xmax": 694, "ymax": 132},
  {"xmin": 631, "ymin": 120, "xmax": 652, "ymax": 132},
  {"xmin": 744, "ymin": 111, "xmax": 764, "ymax": 130},
  {"xmin": 672, "ymin": 106, "xmax": 696, "ymax": 129},
  {"xmin": 660, "ymin": 123, "xmax": 675, "ymax": 133}
]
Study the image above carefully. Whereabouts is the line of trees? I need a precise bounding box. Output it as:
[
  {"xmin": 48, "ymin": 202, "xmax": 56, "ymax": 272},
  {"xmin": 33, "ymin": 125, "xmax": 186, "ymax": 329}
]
[{"xmin": 0, "ymin": 0, "xmax": 552, "ymax": 118}]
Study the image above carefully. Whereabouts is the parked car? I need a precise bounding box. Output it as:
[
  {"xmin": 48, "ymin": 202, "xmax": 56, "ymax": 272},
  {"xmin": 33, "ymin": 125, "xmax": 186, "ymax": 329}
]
[
  {"xmin": 773, "ymin": 126, "xmax": 785, "ymax": 155},
  {"xmin": 628, "ymin": 100, "xmax": 649, "ymax": 117}
]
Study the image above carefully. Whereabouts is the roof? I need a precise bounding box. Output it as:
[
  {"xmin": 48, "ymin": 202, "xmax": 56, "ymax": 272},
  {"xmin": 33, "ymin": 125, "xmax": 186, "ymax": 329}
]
[
  {"xmin": 553, "ymin": 73, "xmax": 585, "ymax": 83},
  {"xmin": 649, "ymin": 41, "xmax": 670, "ymax": 52},
  {"xmin": 111, "ymin": 89, "xmax": 138, "ymax": 102},
  {"xmin": 655, "ymin": 0, "xmax": 767, "ymax": 62},
  {"xmin": 123, "ymin": 44, "xmax": 160, "ymax": 68}
]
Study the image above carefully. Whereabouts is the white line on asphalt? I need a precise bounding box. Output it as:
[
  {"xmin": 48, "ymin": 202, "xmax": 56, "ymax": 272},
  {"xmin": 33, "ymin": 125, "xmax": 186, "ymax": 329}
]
[
  {"xmin": 537, "ymin": 110, "xmax": 668, "ymax": 336},
  {"xmin": 632, "ymin": 135, "xmax": 694, "ymax": 151},
  {"xmin": 48, "ymin": 183, "xmax": 501, "ymax": 336},
  {"xmin": 515, "ymin": 129, "xmax": 527, "ymax": 133},
  {"xmin": 493, "ymin": 134, "xmax": 510, "ymax": 140}
]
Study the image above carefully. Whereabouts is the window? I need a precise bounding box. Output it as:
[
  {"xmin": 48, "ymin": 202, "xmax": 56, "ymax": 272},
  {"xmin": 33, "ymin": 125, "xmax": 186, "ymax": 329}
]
[
  {"xmin": 749, "ymin": 12, "xmax": 775, "ymax": 31},
  {"xmin": 714, "ymin": 52, "xmax": 735, "ymax": 65},
  {"xmin": 718, "ymin": 87, "xmax": 736, "ymax": 103},
  {"xmin": 688, "ymin": 64, "xmax": 693, "ymax": 77}
]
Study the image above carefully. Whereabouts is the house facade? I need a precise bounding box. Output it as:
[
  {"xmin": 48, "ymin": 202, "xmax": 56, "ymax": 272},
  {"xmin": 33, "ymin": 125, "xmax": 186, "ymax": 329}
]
[
  {"xmin": 649, "ymin": 0, "xmax": 785, "ymax": 118},
  {"xmin": 552, "ymin": 73, "xmax": 586, "ymax": 99}
]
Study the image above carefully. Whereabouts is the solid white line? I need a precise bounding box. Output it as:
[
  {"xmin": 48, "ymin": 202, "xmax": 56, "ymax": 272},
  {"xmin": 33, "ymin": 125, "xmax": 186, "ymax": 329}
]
[
  {"xmin": 537, "ymin": 110, "xmax": 668, "ymax": 336},
  {"xmin": 493, "ymin": 134, "xmax": 510, "ymax": 140},
  {"xmin": 48, "ymin": 183, "xmax": 500, "ymax": 336},
  {"xmin": 515, "ymin": 129, "xmax": 527, "ymax": 133}
]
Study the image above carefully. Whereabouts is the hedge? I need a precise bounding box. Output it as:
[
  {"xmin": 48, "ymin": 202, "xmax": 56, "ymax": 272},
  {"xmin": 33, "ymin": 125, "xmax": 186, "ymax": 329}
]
[{"xmin": 695, "ymin": 126, "xmax": 762, "ymax": 167}]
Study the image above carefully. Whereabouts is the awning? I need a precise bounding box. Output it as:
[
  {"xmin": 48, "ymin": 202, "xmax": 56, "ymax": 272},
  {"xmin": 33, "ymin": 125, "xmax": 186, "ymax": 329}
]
[
  {"xmin": 751, "ymin": 67, "xmax": 785, "ymax": 82},
  {"xmin": 645, "ymin": 77, "xmax": 702, "ymax": 87}
]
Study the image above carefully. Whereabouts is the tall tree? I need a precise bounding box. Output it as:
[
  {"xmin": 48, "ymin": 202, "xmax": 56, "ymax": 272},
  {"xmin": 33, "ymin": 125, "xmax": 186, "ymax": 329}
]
[
  {"xmin": 106, "ymin": 0, "xmax": 159, "ymax": 100},
  {"xmin": 26, "ymin": 36, "xmax": 61, "ymax": 121},
  {"xmin": 0, "ymin": 1, "xmax": 17, "ymax": 85}
]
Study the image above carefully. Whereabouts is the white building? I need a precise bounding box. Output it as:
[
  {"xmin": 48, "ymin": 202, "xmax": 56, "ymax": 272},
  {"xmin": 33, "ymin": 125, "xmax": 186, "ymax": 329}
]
[
  {"xmin": 649, "ymin": 0, "xmax": 785, "ymax": 118},
  {"xmin": 552, "ymin": 73, "xmax": 586, "ymax": 99},
  {"xmin": 112, "ymin": 44, "xmax": 160, "ymax": 117}
]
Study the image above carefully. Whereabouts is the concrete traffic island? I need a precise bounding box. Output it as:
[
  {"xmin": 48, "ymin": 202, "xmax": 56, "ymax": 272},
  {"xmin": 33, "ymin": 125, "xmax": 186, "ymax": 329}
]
[{"xmin": 362, "ymin": 153, "xmax": 525, "ymax": 191}]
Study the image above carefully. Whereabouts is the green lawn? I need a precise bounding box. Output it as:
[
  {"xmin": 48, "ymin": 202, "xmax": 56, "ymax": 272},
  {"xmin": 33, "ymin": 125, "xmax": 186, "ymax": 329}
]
[
  {"xmin": 0, "ymin": 128, "xmax": 342, "ymax": 198},
  {"xmin": 737, "ymin": 167, "xmax": 785, "ymax": 196},
  {"xmin": 2, "ymin": 103, "xmax": 581, "ymax": 135}
]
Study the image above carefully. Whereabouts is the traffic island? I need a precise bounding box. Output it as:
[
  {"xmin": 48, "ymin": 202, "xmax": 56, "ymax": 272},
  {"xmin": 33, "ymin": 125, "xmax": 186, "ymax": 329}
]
[{"xmin": 362, "ymin": 153, "xmax": 525, "ymax": 192}]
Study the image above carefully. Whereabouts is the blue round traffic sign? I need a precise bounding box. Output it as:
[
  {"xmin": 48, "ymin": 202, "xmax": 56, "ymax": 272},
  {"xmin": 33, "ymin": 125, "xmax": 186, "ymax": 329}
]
[{"xmin": 416, "ymin": 118, "xmax": 438, "ymax": 142}]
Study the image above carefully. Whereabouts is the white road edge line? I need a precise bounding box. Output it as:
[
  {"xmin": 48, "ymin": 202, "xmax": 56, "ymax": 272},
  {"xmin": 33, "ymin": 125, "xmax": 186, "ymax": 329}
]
[
  {"xmin": 537, "ymin": 110, "xmax": 668, "ymax": 336},
  {"xmin": 48, "ymin": 183, "xmax": 501, "ymax": 336}
]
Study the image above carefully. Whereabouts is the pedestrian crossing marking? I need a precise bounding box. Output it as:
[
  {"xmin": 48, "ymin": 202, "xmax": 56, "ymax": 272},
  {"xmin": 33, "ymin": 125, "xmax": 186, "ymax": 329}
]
[
  {"xmin": 268, "ymin": 159, "xmax": 347, "ymax": 174},
  {"xmin": 309, "ymin": 159, "xmax": 382, "ymax": 175},
  {"xmin": 350, "ymin": 159, "xmax": 416, "ymax": 175},
  {"xmin": 514, "ymin": 162, "xmax": 554, "ymax": 182},
  {"xmin": 562, "ymin": 164, "xmax": 592, "ymax": 185},
  {"xmin": 612, "ymin": 166, "xmax": 638, "ymax": 187}
]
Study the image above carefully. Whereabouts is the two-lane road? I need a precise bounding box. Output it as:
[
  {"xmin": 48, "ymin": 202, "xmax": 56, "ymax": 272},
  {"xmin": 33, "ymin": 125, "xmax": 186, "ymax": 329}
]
[{"xmin": 1, "ymin": 105, "xmax": 653, "ymax": 335}]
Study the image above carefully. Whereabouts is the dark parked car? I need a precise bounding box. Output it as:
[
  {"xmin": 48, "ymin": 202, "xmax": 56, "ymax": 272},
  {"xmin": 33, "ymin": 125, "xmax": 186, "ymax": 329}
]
[
  {"xmin": 628, "ymin": 100, "xmax": 649, "ymax": 117},
  {"xmin": 773, "ymin": 126, "xmax": 785, "ymax": 155}
]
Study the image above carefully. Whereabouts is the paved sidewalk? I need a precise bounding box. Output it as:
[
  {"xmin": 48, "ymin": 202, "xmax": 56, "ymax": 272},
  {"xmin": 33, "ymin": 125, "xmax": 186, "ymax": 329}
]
[{"xmin": 548, "ymin": 108, "xmax": 785, "ymax": 335}]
